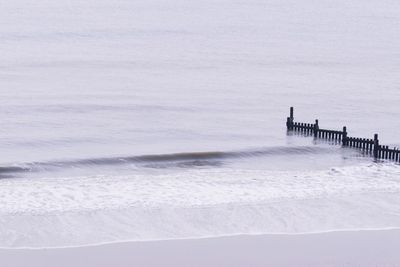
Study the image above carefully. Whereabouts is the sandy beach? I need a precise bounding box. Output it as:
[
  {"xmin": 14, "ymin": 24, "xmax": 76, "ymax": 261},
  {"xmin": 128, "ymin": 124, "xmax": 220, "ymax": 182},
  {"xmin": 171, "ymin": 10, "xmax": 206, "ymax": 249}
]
[{"xmin": 2, "ymin": 229, "xmax": 400, "ymax": 267}]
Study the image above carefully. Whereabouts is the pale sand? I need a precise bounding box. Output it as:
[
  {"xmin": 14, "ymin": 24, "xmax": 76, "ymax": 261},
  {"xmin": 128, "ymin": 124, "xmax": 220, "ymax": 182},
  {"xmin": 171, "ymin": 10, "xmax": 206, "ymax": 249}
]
[{"xmin": 1, "ymin": 229, "xmax": 400, "ymax": 267}]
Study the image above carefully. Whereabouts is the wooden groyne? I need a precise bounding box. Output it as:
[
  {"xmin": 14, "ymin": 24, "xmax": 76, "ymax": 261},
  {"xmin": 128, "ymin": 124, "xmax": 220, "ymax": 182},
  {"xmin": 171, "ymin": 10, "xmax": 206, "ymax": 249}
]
[{"xmin": 286, "ymin": 107, "xmax": 400, "ymax": 162}]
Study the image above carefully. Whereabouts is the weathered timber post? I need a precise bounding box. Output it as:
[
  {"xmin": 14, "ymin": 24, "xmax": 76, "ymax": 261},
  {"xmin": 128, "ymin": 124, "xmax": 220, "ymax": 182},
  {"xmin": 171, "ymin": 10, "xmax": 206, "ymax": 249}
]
[
  {"xmin": 290, "ymin": 107, "xmax": 294, "ymax": 122},
  {"xmin": 286, "ymin": 107, "xmax": 294, "ymax": 130},
  {"xmin": 373, "ymin": 134, "xmax": 379, "ymax": 158},
  {"xmin": 342, "ymin": 126, "xmax": 348, "ymax": 146},
  {"xmin": 314, "ymin": 119, "xmax": 319, "ymax": 137}
]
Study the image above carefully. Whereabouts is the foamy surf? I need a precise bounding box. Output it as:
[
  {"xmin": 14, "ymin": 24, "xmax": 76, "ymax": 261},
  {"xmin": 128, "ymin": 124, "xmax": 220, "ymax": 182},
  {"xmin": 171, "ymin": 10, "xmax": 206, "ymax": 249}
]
[{"xmin": 1, "ymin": 163, "xmax": 399, "ymax": 248}]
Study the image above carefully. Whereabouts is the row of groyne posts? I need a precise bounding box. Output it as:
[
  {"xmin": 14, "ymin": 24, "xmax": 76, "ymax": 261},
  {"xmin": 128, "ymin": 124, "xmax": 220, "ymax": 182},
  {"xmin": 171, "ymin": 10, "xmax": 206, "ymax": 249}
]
[{"xmin": 286, "ymin": 107, "xmax": 400, "ymax": 162}]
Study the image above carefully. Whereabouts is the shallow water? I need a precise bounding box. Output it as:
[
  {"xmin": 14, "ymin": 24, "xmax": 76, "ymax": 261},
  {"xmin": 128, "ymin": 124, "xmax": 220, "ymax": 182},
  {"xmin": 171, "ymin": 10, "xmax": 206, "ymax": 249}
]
[{"xmin": 0, "ymin": 0, "xmax": 399, "ymax": 247}]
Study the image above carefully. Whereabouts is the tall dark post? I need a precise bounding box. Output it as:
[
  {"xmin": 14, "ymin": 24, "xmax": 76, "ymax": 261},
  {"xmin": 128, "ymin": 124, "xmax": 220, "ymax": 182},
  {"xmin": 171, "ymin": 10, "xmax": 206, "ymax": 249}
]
[
  {"xmin": 342, "ymin": 126, "xmax": 348, "ymax": 146},
  {"xmin": 314, "ymin": 119, "xmax": 319, "ymax": 137},
  {"xmin": 373, "ymin": 134, "xmax": 379, "ymax": 158},
  {"xmin": 286, "ymin": 107, "xmax": 294, "ymax": 131},
  {"xmin": 290, "ymin": 107, "xmax": 294, "ymax": 122}
]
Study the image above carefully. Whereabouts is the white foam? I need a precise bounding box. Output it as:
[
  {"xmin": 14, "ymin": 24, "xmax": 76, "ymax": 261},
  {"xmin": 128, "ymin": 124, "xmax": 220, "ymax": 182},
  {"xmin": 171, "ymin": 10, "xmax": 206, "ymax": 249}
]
[
  {"xmin": 0, "ymin": 163, "xmax": 399, "ymax": 213},
  {"xmin": 1, "ymin": 163, "xmax": 400, "ymax": 248}
]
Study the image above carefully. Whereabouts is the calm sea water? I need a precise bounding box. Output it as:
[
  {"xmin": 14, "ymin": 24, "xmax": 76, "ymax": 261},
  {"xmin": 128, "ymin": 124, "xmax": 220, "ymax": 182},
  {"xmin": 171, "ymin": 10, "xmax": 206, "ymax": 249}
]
[{"xmin": 0, "ymin": 0, "xmax": 399, "ymax": 248}]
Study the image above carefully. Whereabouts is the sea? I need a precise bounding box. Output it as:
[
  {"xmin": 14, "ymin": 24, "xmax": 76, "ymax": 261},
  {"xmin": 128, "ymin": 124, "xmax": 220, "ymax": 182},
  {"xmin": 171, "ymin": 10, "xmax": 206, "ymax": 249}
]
[{"xmin": 0, "ymin": 0, "xmax": 399, "ymax": 248}]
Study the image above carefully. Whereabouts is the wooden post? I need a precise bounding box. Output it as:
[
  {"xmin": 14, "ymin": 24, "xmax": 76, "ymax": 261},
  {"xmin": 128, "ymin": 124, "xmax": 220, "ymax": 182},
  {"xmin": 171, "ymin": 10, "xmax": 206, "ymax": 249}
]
[
  {"xmin": 373, "ymin": 134, "xmax": 379, "ymax": 158},
  {"xmin": 290, "ymin": 107, "xmax": 294, "ymax": 122},
  {"xmin": 342, "ymin": 127, "xmax": 348, "ymax": 146},
  {"xmin": 313, "ymin": 120, "xmax": 319, "ymax": 137},
  {"xmin": 287, "ymin": 107, "xmax": 294, "ymax": 131}
]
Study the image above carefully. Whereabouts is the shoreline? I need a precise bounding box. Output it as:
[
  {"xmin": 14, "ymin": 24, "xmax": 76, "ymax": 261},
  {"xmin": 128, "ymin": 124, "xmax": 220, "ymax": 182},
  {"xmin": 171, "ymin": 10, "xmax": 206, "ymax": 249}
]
[
  {"xmin": 2, "ymin": 227, "xmax": 400, "ymax": 250},
  {"xmin": 2, "ymin": 228, "xmax": 400, "ymax": 267}
]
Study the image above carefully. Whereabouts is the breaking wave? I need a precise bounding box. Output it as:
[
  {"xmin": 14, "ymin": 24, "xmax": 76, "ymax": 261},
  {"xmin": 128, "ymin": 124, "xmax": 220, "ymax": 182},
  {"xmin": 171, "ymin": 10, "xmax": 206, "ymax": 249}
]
[{"xmin": 0, "ymin": 146, "xmax": 337, "ymax": 175}]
